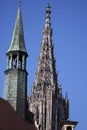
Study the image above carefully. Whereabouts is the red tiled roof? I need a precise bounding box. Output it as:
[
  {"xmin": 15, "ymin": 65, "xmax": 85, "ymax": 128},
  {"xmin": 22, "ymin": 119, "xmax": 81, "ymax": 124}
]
[{"xmin": 0, "ymin": 98, "xmax": 37, "ymax": 130}]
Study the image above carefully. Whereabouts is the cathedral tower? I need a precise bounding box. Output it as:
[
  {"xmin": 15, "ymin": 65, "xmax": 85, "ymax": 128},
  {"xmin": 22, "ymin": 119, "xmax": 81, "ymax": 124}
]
[
  {"xmin": 4, "ymin": 1, "xmax": 28, "ymax": 120},
  {"xmin": 28, "ymin": 3, "xmax": 78, "ymax": 130}
]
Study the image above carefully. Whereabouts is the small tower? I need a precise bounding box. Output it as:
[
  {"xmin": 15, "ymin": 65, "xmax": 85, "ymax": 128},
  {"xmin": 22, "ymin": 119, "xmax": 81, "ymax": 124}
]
[{"xmin": 4, "ymin": 1, "xmax": 28, "ymax": 120}]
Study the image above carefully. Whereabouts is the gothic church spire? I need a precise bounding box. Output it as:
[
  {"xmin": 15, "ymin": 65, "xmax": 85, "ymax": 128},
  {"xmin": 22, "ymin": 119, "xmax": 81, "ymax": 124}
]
[
  {"xmin": 32, "ymin": 3, "xmax": 58, "ymax": 94},
  {"xmin": 28, "ymin": 4, "xmax": 76, "ymax": 130}
]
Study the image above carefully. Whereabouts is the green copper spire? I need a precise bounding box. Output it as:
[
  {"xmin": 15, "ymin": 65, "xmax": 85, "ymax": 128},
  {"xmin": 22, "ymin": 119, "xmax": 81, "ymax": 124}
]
[{"xmin": 7, "ymin": 2, "xmax": 27, "ymax": 54}]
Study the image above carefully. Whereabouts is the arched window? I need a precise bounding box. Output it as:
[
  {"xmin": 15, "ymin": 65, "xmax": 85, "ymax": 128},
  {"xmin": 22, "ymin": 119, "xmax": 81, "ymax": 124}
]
[
  {"xmin": 18, "ymin": 55, "xmax": 22, "ymax": 69},
  {"xmin": 12, "ymin": 54, "xmax": 17, "ymax": 68},
  {"xmin": 67, "ymin": 126, "xmax": 72, "ymax": 130}
]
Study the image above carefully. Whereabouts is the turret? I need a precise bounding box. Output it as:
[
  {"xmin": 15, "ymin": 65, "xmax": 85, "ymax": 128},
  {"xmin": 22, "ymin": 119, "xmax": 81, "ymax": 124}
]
[{"xmin": 4, "ymin": 1, "xmax": 28, "ymax": 120}]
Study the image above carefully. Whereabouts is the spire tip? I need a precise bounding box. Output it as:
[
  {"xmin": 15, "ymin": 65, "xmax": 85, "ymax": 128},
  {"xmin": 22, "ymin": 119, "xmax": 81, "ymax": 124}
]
[
  {"xmin": 46, "ymin": 2, "xmax": 51, "ymax": 15},
  {"xmin": 65, "ymin": 92, "xmax": 68, "ymax": 99},
  {"xmin": 19, "ymin": 0, "xmax": 21, "ymax": 2},
  {"xmin": 18, "ymin": 0, "xmax": 21, "ymax": 5}
]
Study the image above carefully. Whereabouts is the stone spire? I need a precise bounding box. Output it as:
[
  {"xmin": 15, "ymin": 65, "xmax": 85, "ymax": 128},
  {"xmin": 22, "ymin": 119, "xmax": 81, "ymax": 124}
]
[
  {"xmin": 33, "ymin": 3, "xmax": 58, "ymax": 94},
  {"xmin": 7, "ymin": 1, "xmax": 27, "ymax": 54},
  {"xmin": 28, "ymin": 4, "xmax": 74, "ymax": 130}
]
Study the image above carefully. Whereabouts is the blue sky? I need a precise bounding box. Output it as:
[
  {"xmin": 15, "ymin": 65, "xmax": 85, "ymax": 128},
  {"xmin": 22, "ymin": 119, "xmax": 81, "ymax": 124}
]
[{"xmin": 0, "ymin": 0, "xmax": 87, "ymax": 130}]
